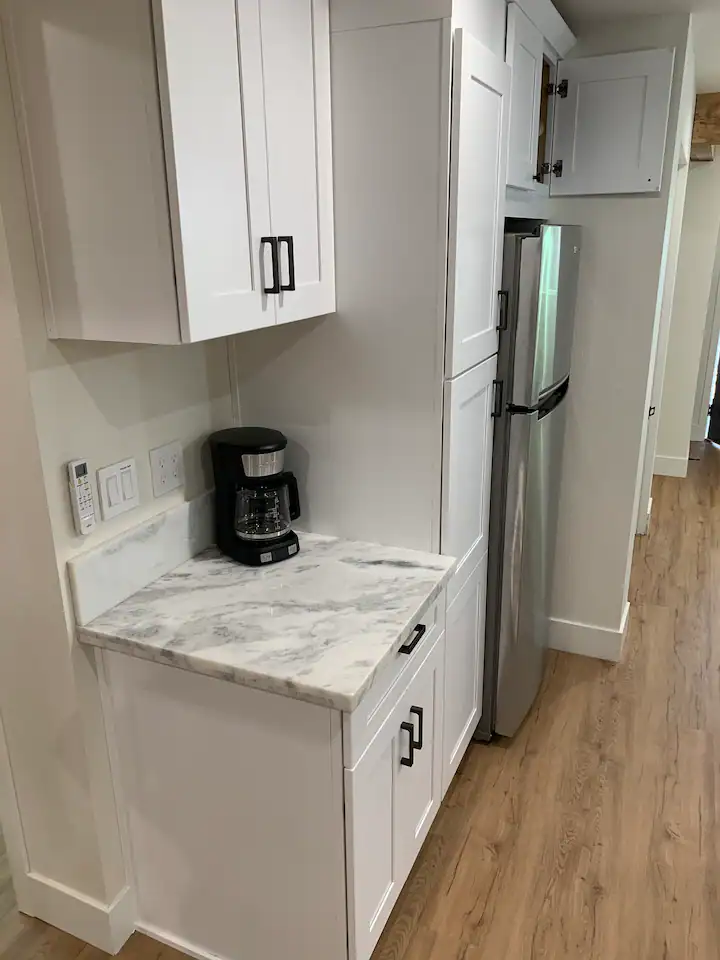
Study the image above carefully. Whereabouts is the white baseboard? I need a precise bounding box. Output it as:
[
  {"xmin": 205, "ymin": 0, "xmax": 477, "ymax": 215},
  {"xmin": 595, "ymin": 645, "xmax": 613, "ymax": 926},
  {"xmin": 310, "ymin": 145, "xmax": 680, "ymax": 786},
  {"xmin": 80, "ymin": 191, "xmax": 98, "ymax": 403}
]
[
  {"xmin": 549, "ymin": 603, "xmax": 630, "ymax": 662},
  {"xmin": 23, "ymin": 874, "xmax": 135, "ymax": 954},
  {"xmin": 654, "ymin": 454, "xmax": 688, "ymax": 478},
  {"xmin": 136, "ymin": 922, "xmax": 235, "ymax": 960},
  {"xmin": 691, "ymin": 423, "xmax": 707, "ymax": 443}
]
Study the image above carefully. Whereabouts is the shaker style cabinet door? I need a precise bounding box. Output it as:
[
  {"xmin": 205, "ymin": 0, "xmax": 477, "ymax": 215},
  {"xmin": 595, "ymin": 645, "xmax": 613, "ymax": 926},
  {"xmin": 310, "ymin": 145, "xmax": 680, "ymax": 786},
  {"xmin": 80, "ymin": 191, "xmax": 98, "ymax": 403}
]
[
  {"xmin": 441, "ymin": 353, "xmax": 496, "ymax": 596},
  {"xmin": 446, "ymin": 29, "xmax": 510, "ymax": 377},
  {"xmin": 260, "ymin": 0, "xmax": 335, "ymax": 325},
  {"xmin": 505, "ymin": 3, "xmax": 544, "ymax": 191},
  {"xmin": 442, "ymin": 554, "xmax": 486, "ymax": 795},
  {"xmin": 345, "ymin": 639, "xmax": 444, "ymax": 960},
  {"xmin": 550, "ymin": 48, "xmax": 675, "ymax": 196},
  {"xmin": 153, "ymin": 0, "xmax": 276, "ymax": 341}
]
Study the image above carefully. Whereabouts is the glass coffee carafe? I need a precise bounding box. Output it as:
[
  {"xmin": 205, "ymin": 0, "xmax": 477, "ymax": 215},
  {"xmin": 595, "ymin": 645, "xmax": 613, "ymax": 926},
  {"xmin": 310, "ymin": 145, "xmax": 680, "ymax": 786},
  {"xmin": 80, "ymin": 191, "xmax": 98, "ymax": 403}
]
[{"xmin": 235, "ymin": 480, "xmax": 295, "ymax": 542}]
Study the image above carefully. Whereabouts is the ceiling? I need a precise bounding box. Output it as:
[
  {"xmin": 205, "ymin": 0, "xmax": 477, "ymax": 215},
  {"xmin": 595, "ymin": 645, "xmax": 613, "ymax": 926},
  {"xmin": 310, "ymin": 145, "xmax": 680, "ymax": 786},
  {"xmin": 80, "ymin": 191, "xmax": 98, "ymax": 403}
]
[{"xmin": 554, "ymin": 0, "xmax": 716, "ymax": 28}]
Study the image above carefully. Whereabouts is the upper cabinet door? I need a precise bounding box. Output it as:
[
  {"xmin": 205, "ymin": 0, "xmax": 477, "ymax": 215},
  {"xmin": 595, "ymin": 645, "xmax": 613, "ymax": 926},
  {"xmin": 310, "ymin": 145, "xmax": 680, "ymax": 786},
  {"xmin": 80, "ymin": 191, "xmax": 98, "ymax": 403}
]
[
  {"xmin": 446, "ymin": 30, "xmax": 510, "ymax": 378},
  {"xmin": 505, "ymin": 3, "xmax": 544, "ymax": 191},
  {"xmin": 550, "ymin": 48, "xmax": 675, "ymax": 197},
  {"xmin": 154, "ymin": 0, "xmax": 275, "ymax": 341},
  {"xmin": 260, "ymin": 0, "xmax": 335, "ymax": 325}
]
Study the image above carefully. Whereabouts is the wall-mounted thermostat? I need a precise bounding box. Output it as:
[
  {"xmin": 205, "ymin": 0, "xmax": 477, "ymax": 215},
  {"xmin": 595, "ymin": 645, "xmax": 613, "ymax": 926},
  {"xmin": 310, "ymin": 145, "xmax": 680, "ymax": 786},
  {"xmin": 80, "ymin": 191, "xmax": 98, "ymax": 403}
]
[{"xmin": 67, "ymin": 459, "xmax": 97, "ymax": 536}]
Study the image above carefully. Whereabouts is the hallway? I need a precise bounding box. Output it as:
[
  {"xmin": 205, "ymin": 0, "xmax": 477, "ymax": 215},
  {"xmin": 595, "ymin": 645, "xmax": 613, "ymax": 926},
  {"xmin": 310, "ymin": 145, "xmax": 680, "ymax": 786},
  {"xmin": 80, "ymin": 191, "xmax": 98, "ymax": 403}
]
[{"xmin": 0, "ymin": 448, "xmax": 719, "ymax": 960}]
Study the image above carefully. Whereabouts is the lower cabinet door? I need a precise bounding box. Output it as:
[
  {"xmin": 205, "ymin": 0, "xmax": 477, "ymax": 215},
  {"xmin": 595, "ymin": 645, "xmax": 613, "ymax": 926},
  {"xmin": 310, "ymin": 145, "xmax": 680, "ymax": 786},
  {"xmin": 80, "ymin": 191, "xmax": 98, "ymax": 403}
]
[
  {"xmin": 345, "ymin": 636, "xmax": 444, "ymax": 960},
  {"xmin": 442, "ymin": 553, "xmax": 487, "ymax": 795}
]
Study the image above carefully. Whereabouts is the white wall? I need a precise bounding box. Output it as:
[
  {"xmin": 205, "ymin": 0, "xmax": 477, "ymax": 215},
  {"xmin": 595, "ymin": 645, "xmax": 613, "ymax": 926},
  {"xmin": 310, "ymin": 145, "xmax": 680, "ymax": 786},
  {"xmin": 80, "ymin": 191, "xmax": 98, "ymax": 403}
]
[
  {"xmin": 656, "ymin": 9, "xmax": 720, "ymax": 465},
  {"xmin": 549, "ymin": 14, "xmax": 692, "ymax": 655},
  {"xmin": 0, "ymin": 21, "xmax": 232, "ymax": 948},
  {"xmin": 656, "ymin": 163, "xmax": 720, "ymax": 465}
]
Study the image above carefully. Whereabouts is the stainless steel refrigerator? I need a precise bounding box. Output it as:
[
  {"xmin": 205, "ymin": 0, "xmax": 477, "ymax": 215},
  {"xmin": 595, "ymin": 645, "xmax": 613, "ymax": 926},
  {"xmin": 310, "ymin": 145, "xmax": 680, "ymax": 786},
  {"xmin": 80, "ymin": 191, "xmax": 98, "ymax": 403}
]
[{"xmin": 476, "ymin": 221, "xmax": 582, "ymax": 740}]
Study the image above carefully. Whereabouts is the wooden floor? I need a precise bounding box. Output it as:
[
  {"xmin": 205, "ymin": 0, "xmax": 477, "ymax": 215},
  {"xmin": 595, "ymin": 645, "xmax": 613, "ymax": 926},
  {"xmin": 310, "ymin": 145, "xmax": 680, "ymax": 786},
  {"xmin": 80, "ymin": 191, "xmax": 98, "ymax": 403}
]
[{"xmin": 2, "ymin": 446, "xmax": 720, "ymax": 960}]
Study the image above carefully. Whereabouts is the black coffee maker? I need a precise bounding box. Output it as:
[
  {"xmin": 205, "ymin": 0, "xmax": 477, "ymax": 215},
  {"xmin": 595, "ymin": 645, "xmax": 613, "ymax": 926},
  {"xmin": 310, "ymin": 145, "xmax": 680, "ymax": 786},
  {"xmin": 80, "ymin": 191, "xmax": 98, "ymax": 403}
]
[{"xmin": 209, "ymin": 427, "xmax": 301, "ymax": 566}]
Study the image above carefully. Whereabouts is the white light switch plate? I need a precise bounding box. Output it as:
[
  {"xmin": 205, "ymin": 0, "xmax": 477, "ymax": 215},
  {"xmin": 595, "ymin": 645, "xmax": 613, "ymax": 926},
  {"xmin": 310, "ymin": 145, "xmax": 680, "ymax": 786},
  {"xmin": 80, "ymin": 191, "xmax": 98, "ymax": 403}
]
[
  {"xmin": 149, "ymin": 441, "xmax": 184, "ymax": 498},
  {"xmin": 97, "ymin": 458, "xmax": 140, "ymax": 520}
]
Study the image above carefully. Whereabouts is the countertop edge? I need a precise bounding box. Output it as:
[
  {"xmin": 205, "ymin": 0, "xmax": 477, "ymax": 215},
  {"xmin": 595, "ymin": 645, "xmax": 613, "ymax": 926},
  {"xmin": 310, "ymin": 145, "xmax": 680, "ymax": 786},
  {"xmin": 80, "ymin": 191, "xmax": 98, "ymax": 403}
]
[{"xmin": 78, "ymin": 559, "xmax": 456, "ymax": 713}]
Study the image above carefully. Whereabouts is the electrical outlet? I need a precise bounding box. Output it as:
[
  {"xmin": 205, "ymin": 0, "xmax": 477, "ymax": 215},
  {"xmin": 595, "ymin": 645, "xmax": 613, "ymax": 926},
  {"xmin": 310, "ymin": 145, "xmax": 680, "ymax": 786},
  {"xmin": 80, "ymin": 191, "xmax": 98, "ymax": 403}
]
[{"xmin": 150, "ymin": 441, "xmax": 184, "ymax": 498}]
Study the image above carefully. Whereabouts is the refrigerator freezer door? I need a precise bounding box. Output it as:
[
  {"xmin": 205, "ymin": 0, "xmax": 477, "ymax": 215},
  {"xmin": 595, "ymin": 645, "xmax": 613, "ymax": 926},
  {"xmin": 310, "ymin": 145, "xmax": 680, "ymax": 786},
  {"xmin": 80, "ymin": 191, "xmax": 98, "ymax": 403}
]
[{"xmin": 531, "ymin": 224, "xmax": 582, "ymax": 400}]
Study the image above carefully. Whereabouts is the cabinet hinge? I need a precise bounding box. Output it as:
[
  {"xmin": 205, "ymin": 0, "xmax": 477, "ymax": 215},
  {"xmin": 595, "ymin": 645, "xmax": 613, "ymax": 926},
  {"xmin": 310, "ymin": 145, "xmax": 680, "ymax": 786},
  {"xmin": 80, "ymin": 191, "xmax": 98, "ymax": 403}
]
[
  {"xmin": 547, "ymin": 79, "xmax": 569, "ymax": 98},
  {"xmin": 552, "ymin": 160, "xmax": 564, "ymax": 178}
]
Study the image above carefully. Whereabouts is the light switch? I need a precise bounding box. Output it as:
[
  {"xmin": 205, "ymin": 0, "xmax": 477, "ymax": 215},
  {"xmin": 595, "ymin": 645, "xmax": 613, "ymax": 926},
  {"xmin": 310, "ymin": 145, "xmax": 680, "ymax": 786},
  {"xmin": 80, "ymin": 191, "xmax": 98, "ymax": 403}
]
[
  {"xmin": 107, "ymin": 474, "xmax": 121, "ymax": 508},
  {"xmin": 97, "ymin": 458, "xmax": 140, "ymax": 520},
  {"xmin": 120, "ymin": 465, "xmax": 135, "ymax": 501}
]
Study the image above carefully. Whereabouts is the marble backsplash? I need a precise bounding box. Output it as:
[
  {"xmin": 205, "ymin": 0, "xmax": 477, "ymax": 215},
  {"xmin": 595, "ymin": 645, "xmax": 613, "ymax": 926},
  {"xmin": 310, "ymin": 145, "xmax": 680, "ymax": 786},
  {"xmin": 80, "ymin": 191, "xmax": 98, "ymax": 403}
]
[{"xmin": 69, "ymin": 492, "xmax": 214, "ymax": 625}]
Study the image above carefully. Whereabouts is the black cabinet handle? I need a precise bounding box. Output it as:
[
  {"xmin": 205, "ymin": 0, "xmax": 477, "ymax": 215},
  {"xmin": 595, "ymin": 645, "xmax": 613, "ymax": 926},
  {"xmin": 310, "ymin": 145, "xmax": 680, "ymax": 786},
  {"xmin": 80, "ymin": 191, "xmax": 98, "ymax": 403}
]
[
  {"xmin": 409, "ymin": 706, "xmax": 424, "ymax": 750},
  {"xmin": 278, "ymin": 236, "xmax": 296, "ymax": 292},
  {"xmin": 399, "ymin": 623, "xmax": 426, "ymax": 655},
  {"xmin": 497, "ymin": 289, "xmax": 509, "ymax": 331},
  {"xmin": 400, "ymin": 721, "xmax": 415, "ymax": 767},
  {"xmin": 491, "ymin": 379, "xmax": 504, "ymax": 419},
  {"xmin": 261, "ymin": 237, "xmax": 280, "ymax": 295}
]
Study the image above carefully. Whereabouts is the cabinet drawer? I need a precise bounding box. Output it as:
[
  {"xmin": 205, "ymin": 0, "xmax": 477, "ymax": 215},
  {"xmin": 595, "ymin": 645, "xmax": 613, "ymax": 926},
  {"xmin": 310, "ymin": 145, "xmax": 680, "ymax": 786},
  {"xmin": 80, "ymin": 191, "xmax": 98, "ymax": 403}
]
[
  {"xmin": 345, "ymin": 634, "xmax": 444, "ymax": 960},
  {"xmin": 343, "ymin": 592, "xmax": 445, "ymax": 768}
]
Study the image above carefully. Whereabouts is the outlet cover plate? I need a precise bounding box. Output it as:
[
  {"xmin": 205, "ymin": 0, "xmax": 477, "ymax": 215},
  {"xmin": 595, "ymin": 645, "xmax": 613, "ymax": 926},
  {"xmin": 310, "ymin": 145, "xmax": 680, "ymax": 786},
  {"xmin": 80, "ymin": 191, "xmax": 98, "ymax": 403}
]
[
  {"xmin": 150, "ymin": 441, "xmax": 184, "ymax": 498},
  {"xmin": 97, "ymin": 458, "xmax": 140, "ymax": 520}
]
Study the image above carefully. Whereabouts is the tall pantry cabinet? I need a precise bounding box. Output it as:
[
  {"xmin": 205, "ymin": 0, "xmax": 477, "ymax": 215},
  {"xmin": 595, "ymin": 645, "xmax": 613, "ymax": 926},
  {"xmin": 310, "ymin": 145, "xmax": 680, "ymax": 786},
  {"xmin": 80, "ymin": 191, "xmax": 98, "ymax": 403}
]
[{"xmin": 235, "ymin": 0, "xmax": 510, "ymax": 790}]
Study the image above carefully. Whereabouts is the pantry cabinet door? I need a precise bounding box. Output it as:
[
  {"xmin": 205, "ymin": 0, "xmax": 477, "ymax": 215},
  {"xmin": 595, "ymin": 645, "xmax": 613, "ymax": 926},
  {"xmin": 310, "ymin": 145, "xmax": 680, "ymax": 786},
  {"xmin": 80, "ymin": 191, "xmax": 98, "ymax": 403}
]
[
  {"xmin": 442, "ymin": 554, "xmax": 486, "ymax": 795},
  {"xmin": 260, "ymin": 0, "xmax": 336, "ymax": 325},
  {"xmin": 153, "ymin": 0, "xmax": 276, "ymax": 340},
  {"xmin": 505, "ymin": 3, "xmax": 544, "ymax": 191},
  {"xmin": 441, "ymin": 354, "xmax": 496, "ymax": 595},
  {"xmin": 550, "ymin": 48, "xmax": 675, "ymax": 196},
  {"xmin": 446, "ymin": 29, "xmax": 510, "ymax": 377}
]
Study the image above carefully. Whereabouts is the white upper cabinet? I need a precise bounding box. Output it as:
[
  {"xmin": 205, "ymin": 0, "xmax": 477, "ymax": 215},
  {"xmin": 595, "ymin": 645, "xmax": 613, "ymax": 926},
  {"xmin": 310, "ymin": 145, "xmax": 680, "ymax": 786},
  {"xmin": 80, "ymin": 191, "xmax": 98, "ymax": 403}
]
[
  {"xmin": 549, "ymin": 48, "xmax": 675, "ymax": 196},
  {"xmin": 4, "ymin": 0, "xmax": 334, "ymax": 344},
  {"xmin": 154, "ymin": 0, "xmax": 274, "ymax": 341},
  {"xmin": 505, "ymin": 3, "xmax": 544, "ymax": 191},
  {"xmin": 446, "ymin": 29, "xmax": 510, "ymax": 377}
]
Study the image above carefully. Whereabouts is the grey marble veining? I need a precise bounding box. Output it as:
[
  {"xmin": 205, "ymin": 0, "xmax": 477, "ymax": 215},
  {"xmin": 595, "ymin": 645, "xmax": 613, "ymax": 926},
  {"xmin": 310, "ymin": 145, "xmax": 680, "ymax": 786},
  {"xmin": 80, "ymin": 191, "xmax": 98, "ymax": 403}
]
[
  {"xmin": 69, "ymin": 493, "xmax": 214, "ymax": 625},
  {"xmin": 78, "ymin": 535, "xmax": 456, "ymax": 711}
]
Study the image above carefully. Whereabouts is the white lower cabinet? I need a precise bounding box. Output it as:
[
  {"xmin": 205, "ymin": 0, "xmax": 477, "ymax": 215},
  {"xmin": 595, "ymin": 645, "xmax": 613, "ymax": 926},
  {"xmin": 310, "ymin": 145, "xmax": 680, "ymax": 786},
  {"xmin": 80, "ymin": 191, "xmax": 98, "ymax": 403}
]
[
  {"xmin": 345, "ymin": 635, "xmax": 444, "ymax": 960},
  {"xmin": 442, "ymin": 554, "xmax": 487, "ymax": 794}
]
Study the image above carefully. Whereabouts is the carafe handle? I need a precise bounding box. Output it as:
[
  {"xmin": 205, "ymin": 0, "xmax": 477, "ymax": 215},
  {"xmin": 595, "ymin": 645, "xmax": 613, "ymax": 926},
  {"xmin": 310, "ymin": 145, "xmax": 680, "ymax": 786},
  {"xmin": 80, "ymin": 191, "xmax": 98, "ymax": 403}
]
[{"xmin": 287, "ymin": 472, "xmax": 301, "ymax": 521}]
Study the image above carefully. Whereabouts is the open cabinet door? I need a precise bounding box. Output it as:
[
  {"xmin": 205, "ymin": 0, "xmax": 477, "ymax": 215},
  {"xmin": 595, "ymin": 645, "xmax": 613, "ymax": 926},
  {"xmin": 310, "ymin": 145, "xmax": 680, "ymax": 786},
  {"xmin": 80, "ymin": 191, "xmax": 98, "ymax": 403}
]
[{"xmin": 549, "ymin": 48, "xmax": 674, "ymax": 197}]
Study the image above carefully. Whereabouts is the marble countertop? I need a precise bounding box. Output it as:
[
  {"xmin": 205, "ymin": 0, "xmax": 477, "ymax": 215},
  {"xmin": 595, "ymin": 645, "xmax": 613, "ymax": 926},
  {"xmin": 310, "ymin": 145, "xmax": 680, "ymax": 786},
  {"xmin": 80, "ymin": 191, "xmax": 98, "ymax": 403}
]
[{"xmin": 77, "ymin": 534, "xmax": 455, "ymax": 711}]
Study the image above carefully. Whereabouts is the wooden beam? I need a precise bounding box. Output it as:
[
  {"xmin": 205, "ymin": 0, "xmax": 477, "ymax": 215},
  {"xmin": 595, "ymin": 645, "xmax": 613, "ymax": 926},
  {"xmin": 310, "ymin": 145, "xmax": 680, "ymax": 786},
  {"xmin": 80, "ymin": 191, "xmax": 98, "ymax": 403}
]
[{"xmin": 693, "ymin": 93, "xmax": 720, "ymax": 145}]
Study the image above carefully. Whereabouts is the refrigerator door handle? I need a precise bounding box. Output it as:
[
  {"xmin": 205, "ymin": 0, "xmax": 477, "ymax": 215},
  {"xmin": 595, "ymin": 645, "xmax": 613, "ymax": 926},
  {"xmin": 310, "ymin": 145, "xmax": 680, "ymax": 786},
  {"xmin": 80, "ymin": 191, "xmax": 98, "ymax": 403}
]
[{"xmin": 508, "ymin": 376, "xmax": 570, "ymax": 417}]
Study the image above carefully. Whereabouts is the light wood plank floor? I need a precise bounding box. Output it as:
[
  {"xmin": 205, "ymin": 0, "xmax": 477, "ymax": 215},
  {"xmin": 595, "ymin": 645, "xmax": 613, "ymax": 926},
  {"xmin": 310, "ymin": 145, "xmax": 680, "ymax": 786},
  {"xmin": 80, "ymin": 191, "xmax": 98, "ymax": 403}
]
[{"xmin": 2, "ymin": 445, "xmax": 720, "ymax": 960}]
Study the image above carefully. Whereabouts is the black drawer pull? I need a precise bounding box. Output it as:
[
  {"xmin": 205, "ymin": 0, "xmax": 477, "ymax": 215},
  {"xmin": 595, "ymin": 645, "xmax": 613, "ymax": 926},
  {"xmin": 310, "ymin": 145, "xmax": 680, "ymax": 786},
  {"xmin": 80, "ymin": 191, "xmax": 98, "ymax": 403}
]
[
  {"xmin": 409, "ymin": 705, "xmax": 424, "ymax": 750},
  {"xmin": 400, "ymin": 721, "xmax": 415, "ymax": 767},
  {"xmin": 399, "ymin": 623, "xmax": 427, "ymax": 655}
]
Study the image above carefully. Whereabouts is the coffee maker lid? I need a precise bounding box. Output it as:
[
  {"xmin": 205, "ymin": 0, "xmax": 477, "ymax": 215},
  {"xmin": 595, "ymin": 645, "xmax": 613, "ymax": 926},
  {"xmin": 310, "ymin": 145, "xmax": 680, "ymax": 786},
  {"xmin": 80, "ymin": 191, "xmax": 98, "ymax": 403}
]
[{"xmin": 209, "ymin": 427, "xmax": 288, "ymax": 454}]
